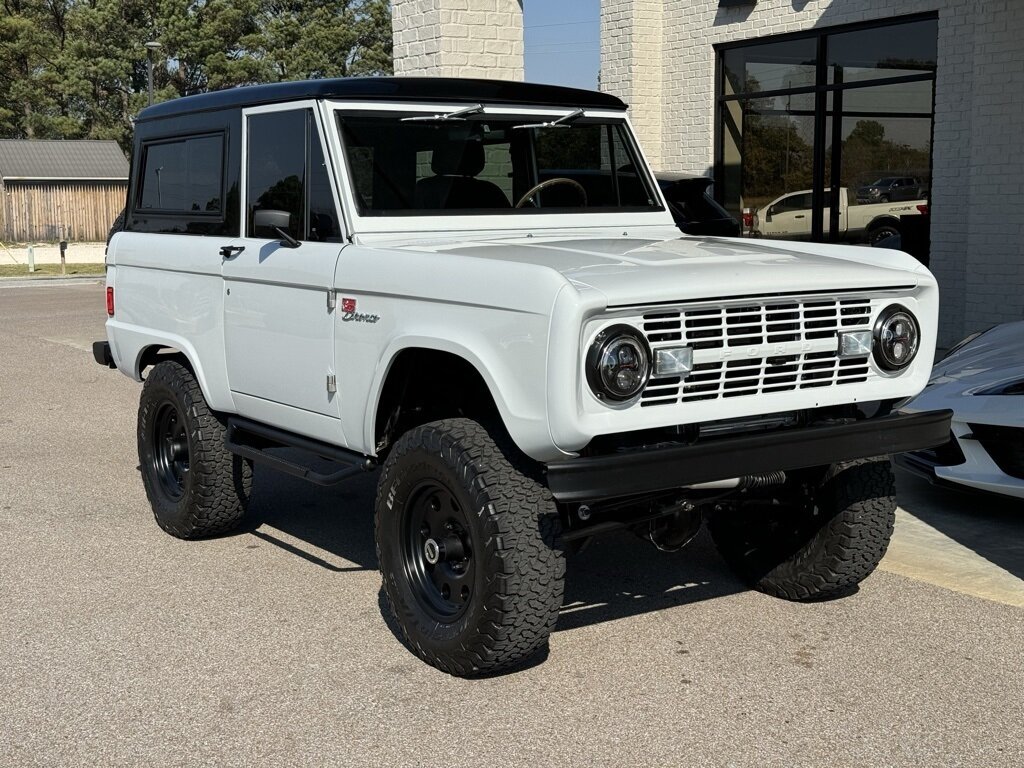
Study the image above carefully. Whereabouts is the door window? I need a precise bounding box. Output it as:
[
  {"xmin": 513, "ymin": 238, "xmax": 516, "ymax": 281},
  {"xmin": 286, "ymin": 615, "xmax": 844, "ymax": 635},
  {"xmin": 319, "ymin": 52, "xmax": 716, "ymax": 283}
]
[{"xmin": 247, "ymin": 110, "xmax": 341, "ymax": 241}]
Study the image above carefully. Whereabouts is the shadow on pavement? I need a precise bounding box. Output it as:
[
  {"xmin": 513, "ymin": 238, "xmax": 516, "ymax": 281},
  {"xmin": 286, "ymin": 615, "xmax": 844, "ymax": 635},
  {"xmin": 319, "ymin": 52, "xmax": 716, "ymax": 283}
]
[
  {"xmin": 239, "ymin": 460, "xmax": 748, "ymax": 632},
  {"xmin": 896, "ymin": 470, "xmax": 1024, "ymax": 580}
]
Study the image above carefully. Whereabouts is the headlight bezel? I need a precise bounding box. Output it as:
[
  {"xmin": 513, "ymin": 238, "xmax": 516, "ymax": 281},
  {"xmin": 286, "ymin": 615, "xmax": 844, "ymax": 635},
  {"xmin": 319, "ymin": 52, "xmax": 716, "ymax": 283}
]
[
  {"xmin": 872, "ymin": 304, "xmax": 920, "ymax": 374},
  {"xmin": 586, "ymin": 324, "xmax": 652, "ymax": 403}
]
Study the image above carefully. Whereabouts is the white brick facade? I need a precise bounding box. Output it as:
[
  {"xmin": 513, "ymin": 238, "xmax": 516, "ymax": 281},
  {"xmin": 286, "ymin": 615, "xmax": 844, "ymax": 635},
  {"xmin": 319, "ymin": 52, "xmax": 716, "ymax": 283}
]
[
  {"xmin": 601, "ymin": 1, "xmax": 1024, "ymax": 344},
  {"xmin": 391, "ymin": 0, "xmax": 525, "ymax": 81}
]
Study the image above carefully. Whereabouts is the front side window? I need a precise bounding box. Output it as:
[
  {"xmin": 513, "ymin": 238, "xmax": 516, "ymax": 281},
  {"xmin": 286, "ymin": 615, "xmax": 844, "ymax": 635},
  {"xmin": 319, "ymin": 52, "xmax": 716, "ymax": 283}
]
[
  {"xmin": 337, "ymin": 112, "xmax": 661, "ymax": 216},
  {"xmin": 247, "ymin": 109, "xmax": 341, "ymax": 241}
]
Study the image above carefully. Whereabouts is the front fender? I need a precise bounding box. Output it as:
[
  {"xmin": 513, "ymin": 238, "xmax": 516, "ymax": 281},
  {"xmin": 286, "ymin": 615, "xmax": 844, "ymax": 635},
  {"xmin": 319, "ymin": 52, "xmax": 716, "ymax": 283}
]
[{"xmin": 360, "ymin": 330, "xmax": 558, "ymax": 462}]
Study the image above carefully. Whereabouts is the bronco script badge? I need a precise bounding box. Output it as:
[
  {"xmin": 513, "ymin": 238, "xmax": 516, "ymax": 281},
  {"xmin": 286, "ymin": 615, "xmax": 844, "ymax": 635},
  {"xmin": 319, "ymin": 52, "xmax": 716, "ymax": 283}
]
[{"xmin": 340, "ymin": 297, "xmax": 380, "ymax": 324}]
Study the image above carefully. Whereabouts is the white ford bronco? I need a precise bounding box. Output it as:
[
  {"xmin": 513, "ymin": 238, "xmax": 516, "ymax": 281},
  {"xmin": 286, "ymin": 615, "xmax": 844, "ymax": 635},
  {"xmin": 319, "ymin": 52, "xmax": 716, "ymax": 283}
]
[{"xmin": 95, "ymin": 77, "xmax": 951, "ymax": 676}]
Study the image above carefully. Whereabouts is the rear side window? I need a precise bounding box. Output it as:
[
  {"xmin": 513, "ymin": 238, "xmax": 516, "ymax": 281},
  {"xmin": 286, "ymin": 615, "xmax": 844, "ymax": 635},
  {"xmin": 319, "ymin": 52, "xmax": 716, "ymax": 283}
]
[{"xmin": 137, "ymin": 134, "xmax": 224, "ymax": 213}]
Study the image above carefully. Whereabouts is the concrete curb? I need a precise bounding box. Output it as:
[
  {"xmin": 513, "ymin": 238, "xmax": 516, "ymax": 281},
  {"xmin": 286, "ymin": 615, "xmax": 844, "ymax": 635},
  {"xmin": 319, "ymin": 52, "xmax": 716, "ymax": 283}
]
[{"xmin": 0, "ymin": 275, "xmax": 104, "ymax": 289}]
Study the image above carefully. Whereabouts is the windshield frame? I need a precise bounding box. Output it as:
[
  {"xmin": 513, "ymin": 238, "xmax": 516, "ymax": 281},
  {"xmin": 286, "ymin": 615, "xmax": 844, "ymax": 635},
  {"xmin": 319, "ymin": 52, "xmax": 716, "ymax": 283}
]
[{"xmin": 322, "ymin": 100, "xmax": 673, "ymax": 236}]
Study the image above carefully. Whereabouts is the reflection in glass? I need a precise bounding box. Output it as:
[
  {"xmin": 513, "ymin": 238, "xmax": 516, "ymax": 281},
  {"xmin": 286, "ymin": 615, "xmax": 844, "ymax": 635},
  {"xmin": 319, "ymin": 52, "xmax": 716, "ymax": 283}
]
[
  {"xmin": 139, "ymin": 135, "xmax": 222, "ymax": 213},
  {"xmin": 722, "ymin": 37, "xmax": 817, "ymax": 96},
  {"xmin": 827, "ymin": 18, "xmax": 938, "ymax": 85},
  {"xmin": 718, "ymin": 16, "xmax": 936, "ymax": 252}
]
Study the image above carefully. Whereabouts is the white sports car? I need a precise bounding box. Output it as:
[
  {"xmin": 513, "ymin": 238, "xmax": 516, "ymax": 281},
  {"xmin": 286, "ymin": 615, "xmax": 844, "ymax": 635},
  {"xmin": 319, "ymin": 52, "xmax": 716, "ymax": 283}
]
[{"xmin": 899, "ymin": 321, "xmax": 1024, "ymax": 498}]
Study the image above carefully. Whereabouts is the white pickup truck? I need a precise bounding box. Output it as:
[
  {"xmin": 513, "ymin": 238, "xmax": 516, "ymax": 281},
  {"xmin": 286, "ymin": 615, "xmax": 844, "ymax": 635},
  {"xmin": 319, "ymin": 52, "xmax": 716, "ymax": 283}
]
[{"xmin": 754, "ymin": 187, "xmax": 927, "ymax": 244}]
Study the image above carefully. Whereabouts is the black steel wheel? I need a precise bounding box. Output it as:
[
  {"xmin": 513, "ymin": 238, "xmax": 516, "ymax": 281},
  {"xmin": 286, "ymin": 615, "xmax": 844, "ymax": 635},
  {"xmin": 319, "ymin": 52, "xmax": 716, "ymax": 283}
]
[
  {"xmin": 402, "ymin": 480, "xmax": 475, "ymax": 621},
  {"xmin": 150, "ymin": 401, "xmax": 190, "ymax": 501},
  {"xmin": 138, "ymin": 360, "xmax": 251, "ymax": 539},
  {"xmin": 376, "ymin": 418, "xmax": 565, "ymax": 677}
]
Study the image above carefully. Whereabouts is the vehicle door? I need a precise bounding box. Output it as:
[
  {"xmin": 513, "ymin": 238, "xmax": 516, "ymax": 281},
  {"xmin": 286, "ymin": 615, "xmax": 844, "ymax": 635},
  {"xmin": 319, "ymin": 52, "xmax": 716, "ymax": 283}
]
[
  {"xmin": 222, "ymin": 103, "xmax": 346, "ymax": 426},
  {"xmin": 763, "ymin": 192, "xmax": 813, "ymax": 239},
  {"xmin": 894, "ymin": 178, "xmax": 916, "ymax": 201}
]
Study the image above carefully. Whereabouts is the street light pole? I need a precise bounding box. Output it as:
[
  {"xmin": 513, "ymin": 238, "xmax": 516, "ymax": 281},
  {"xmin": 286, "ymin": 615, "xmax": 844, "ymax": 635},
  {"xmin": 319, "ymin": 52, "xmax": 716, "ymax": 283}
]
[{"xmin": 144, "ymin": 41, "xmax": 161, "ymax": 106}]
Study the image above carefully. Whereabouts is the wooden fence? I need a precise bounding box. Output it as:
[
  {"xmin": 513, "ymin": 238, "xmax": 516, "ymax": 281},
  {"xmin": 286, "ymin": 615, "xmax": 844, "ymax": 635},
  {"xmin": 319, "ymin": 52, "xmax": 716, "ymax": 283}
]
[{"xmin": 1, "ymin": 179, "xmax": 127, "ymax": 243}]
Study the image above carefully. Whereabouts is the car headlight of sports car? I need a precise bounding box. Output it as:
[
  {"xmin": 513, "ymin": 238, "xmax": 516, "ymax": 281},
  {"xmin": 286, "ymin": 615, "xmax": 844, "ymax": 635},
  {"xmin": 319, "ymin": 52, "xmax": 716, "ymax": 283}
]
[
  {"xmin": 873, "ymin": 305, "xmax": 920, "ymax": 373},
  {"xmin": 586, "ymin": 324, "xmax": 651, "ymax": 402}
]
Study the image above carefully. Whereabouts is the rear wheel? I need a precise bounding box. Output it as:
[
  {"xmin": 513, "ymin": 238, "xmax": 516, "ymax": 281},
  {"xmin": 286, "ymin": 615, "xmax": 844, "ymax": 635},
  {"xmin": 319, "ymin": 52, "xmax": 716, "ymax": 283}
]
[
  {"xmin": 709, "ymin": 458, "xmax": 896, "ymax": 601},
  {"xmin": 869, "ymin": 224, "xmax": 900, "ymax": 245},
  {"xmin": 137, "ymin": 361, "xmax": 251, "ymax": 539},
  {"xmin": 376, "ymin": 418, "xmax": 565, "ymax": 676}
]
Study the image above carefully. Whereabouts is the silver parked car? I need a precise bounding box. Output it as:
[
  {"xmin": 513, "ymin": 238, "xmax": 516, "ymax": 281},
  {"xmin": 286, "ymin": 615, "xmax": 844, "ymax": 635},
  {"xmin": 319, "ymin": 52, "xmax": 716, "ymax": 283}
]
[{"xmin": 899, "ymin": 321, "xmax": 1024, "ymax": 499}]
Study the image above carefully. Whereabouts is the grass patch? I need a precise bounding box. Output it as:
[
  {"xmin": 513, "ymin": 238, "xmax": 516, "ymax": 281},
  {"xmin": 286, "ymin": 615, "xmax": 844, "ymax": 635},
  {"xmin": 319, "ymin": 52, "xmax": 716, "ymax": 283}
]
[{"xmin": 0, "ymin": 263, "xmax": 106, "ymax": 278}]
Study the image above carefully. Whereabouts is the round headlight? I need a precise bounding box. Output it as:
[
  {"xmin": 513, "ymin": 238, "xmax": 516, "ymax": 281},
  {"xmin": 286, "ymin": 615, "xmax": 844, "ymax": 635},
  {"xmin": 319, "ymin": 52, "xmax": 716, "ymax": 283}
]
[
  {"xmin": 873, "ymin": 305, "xmax": 920, "ymax": 372},
  {"xmin": 586, "ymin": 325, "xmax": 651, "ymax": 402}
]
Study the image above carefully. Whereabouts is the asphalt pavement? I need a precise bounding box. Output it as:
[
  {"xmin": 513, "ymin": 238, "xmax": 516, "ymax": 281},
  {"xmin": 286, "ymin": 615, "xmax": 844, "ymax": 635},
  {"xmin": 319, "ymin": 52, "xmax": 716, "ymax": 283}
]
[{"xmin": 1, "ymin": 282, "xmax": 1022, "ymax": 767}]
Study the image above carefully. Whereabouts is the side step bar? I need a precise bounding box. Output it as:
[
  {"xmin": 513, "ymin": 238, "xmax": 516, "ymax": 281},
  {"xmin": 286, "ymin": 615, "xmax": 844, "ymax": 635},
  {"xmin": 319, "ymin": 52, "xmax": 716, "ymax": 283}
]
[{"xmin": 226, "ymin": 416, "xmax": 376, "ymax": 486}]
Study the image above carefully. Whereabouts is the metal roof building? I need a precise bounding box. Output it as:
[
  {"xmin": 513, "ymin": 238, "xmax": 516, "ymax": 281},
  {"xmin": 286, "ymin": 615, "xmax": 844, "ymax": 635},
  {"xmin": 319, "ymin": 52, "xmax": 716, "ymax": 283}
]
[{"xmin": 0, "ymin": 139, "xmax": 128, "ymax": 242}]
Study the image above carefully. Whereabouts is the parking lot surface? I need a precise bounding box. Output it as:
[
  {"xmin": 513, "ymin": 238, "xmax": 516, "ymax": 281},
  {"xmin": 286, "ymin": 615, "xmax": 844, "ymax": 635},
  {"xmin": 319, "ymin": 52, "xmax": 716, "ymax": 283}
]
[{"xmin": 2, "ymin": 282, "xmax": 1022, "ymax": 767}]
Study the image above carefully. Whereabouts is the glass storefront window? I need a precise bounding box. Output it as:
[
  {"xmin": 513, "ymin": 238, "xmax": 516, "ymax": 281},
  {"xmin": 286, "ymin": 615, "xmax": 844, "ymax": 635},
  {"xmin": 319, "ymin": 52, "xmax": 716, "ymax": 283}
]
[
  {"xmin": 716, "ymin": 14, "xmax": 936, "ymax": 257},
  {"xmin": 827, "ymin": 18, "xmax": 938, "ymax": 85},
  {"xmin": 722, "ymin": 37, "xmax": 818, "ymax": 95}
]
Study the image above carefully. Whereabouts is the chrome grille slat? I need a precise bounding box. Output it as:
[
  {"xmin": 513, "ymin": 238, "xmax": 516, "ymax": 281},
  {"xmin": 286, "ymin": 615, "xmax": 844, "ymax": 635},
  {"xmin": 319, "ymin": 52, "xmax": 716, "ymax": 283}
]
[{"xmin": 637, "ymin": 296, "xmax": 875, "ymax": 404}]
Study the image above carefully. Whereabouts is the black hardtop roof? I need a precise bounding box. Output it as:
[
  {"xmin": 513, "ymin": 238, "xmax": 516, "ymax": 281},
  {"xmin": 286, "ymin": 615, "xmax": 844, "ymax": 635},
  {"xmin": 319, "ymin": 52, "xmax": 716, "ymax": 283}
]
[{"xmin": 137, "ymin": 77, "xmax": 627, "ymax": 122}]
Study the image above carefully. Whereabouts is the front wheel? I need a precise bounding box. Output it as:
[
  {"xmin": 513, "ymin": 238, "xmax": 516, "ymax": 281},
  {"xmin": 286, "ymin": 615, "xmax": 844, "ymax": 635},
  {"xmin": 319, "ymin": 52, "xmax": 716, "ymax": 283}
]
[
  {"xmin": 375, "ymin": 418, "xmax": 565, "ymax": 676},
  {"xmin": 709, "ymin": 458, "xmax": 896, "ymax": 601}
]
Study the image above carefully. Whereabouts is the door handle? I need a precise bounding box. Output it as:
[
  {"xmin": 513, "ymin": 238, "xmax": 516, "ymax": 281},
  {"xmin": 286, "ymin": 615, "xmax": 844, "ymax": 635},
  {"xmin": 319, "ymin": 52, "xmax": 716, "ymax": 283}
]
[
  {"xmin": 220, "ymin": 245, "xmax": 245, "ymax": 259},
  {"xmin": 794, "ymin": 214, "xmax": 805, "ymax": 219}
]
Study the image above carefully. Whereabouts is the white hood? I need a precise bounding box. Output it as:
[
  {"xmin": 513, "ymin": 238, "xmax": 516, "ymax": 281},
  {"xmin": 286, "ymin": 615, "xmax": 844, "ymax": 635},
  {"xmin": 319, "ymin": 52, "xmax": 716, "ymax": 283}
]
[{"xmin": 381, "ymin": 229, "xmax": 930, "ymax": 306}]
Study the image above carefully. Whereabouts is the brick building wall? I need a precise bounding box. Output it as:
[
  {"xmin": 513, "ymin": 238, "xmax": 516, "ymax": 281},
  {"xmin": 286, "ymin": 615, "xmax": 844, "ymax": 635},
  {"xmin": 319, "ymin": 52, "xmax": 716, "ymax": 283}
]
[
  {"xmin": 392, "ymin": 0, "xmax": 524, "ymax": 80},
  {"xmin": 601, "ymin": 1, "xmax": 1024, "ymax": 344}
]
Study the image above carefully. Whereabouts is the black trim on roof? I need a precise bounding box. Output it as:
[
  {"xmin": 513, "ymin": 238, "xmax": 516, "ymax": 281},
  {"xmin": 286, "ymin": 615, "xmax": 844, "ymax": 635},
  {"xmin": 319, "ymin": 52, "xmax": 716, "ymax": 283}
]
[{"xmin": 136, "ymin": 77, "xmax": 627, "ymax": 122}]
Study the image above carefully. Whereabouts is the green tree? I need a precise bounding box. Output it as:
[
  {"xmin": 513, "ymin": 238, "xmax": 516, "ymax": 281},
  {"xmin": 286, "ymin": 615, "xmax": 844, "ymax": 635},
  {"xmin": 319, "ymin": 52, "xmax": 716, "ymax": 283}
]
[
  {"xmin": 0, "ymin": 0, "xmax": 393, "ymax": 149},
  {"xmin": 259, "ymin": 0, "xmax": 392, "ymax": 80}
]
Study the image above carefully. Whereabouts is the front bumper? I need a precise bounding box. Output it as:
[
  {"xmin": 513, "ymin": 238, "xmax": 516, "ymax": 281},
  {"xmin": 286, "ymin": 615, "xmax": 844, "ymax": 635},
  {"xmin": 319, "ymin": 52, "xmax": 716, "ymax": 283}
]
[{"xmin": 546, "ymin": 409, "xmax": 953, "ymax": 502}]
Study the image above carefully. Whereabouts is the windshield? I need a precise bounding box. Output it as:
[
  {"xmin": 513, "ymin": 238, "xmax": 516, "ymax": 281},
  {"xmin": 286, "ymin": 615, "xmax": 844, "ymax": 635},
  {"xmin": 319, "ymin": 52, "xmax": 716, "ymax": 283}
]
[{"xmin": 337, "ymin": 111, "xmax": 662, "ymax": 216}]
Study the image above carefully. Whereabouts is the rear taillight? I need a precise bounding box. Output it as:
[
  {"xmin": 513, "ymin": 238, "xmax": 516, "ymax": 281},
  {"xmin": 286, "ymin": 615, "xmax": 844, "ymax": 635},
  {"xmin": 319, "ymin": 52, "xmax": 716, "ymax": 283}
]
[
  {"xmin": 106, "ymin": 286, "xmax": 114, "ymax": 317},
  {"xmin": 916, "ymin": 204, "xmax": 929, "ymax": 215}
]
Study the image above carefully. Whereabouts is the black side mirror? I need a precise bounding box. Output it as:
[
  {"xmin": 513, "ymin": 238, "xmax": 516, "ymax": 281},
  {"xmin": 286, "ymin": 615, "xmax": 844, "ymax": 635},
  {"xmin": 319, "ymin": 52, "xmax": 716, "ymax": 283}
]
[
  {"xmin": 765, "ymin": 206, "xmax": 774, "ymax": 222},
  {"xmin": 253, "ymin": 209, "xmax": 300, "ymax": 248}
]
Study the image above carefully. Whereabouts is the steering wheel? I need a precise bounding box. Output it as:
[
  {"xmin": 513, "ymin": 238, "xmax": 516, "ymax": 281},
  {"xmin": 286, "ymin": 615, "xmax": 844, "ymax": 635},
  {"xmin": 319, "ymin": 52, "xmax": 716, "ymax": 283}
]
[{"xmin": 515, "ymin": 178, "xmax": 588, "ymax": 209}]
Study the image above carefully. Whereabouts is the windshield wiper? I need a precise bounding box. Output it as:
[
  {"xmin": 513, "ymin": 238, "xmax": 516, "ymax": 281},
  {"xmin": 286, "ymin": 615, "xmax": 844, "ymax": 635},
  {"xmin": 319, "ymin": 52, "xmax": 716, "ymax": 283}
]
[
  {"xmin": 512, "ymin": 108, "xmax": 586, "ymax": 130},
  {"xmin": 400, "ymin": 103, "xmax": 485, "ymax": 122}
]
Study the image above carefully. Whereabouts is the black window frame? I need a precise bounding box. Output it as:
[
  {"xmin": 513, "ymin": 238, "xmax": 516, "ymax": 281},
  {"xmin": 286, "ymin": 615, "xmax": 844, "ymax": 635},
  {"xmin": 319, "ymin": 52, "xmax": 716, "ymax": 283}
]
[
  {"xmin": 713, "ymin": 11, "xmax": 938, "ymax": 242},
  {"xmin": 245, "ymin": 108, "xmax": 344, "ymax": 242},
  {"xmin": 133, "ymin": 131, "xmax": 227, "ymax": 219}
]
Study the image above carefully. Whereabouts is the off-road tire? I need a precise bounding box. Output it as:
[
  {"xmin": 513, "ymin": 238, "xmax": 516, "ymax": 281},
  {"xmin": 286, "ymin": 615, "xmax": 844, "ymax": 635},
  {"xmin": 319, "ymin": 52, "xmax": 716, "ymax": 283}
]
[
  {"xmin": 709, "ymin": 458, "xmax": 896, "ymax": 601},
  {"xmin": 375, "ymin": 418, "xmax": 565, "ymax": 676},
  {"xmin": 137, "ymin": 360, "xmax": 251, "ymax": 539}
]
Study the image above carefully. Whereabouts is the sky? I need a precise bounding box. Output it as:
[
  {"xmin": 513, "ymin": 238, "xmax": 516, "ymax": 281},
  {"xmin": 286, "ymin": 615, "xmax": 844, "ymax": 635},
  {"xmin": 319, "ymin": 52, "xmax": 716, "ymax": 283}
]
[{"xmin": 523, "ymin": 0, "xmax": 600, "ymax": 91}]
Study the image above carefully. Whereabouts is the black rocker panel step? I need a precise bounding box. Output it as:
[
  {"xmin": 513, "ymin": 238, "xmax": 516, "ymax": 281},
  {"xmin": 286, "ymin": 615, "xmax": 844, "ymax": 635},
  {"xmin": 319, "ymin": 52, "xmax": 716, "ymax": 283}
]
[{"xmin": 225, "ymin": 416, "xmax": 375, "ymax": 486}]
